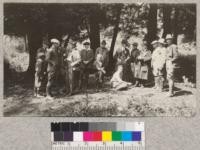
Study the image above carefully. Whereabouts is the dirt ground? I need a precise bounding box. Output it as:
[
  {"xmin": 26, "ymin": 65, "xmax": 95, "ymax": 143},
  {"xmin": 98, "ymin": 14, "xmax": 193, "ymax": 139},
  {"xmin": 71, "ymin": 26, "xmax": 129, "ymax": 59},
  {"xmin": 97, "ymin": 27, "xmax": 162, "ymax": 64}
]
[{"xmin": 3, "ymin": 77, "xmax": 196, "ymax": 117}]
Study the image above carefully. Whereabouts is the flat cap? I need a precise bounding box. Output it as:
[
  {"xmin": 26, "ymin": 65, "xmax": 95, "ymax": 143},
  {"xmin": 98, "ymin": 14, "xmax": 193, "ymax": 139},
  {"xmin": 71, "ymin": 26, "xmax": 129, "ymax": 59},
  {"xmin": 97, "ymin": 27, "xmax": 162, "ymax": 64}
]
[
  {"xmin": 151, "ymin": 40, "xmax": 158, "ymax": 45},
  {"xmin": 50, "ymin": 38, "xmax": 60, "ymax": 44}
]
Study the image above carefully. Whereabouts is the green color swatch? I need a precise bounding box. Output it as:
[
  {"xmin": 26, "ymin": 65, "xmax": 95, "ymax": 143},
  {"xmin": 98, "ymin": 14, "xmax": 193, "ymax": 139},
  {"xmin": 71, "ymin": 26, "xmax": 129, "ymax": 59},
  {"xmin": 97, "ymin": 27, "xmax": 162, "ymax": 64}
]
[{"xmin": 112, "ymin": 131, "xmax": 122, "ymax": 141}]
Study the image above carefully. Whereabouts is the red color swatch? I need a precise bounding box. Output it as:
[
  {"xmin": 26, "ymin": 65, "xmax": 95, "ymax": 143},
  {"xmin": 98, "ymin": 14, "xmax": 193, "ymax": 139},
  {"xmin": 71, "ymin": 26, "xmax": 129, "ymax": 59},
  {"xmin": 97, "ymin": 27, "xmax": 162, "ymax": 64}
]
[{"xmin": 93, "ymin": 131, "xmax": 102, "ymax": 141}]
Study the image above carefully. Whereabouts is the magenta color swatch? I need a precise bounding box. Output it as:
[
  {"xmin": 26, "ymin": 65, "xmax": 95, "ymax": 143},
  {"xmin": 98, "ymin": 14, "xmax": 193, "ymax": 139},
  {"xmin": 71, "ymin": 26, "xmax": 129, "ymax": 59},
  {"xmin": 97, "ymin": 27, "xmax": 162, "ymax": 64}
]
[{"xmin": 83, "ymin": 132, "xmax": 93, "ymax": 141}]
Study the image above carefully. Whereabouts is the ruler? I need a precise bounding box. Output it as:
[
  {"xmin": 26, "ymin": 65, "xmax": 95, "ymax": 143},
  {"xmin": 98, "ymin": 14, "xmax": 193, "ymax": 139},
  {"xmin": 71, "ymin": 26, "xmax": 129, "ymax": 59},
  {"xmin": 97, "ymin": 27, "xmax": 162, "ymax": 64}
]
[{"xmin": 51, "ymin": 122, "xmax": 145, "ymax": 150}]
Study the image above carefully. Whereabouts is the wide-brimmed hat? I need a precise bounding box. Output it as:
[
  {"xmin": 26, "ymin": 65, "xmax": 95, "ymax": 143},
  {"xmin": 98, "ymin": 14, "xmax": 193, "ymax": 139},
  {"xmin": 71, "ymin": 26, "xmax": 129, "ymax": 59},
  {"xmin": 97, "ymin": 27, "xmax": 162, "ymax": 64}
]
[
  {"xmin": 83, "ymin": 41, "xmax": 90, "ymax": 45},
  {"xmin": 69, "ymin": 40, "xmax": 77, "ymax": 46},
  {"xmin": 158, "ymin": 38, "xmax": 166, "ymax": 44},
  {"xmin": 121, "ymin": 39, "xmax": 128, "ymax": 45},
  {"xmin": 50, "ymin": 38, "xmax": 60, "ymax": 45},
  {"xmin": 132, "ymin": 42, "xmax": 138, "ymax": 46},
  {"xmin": 165, "ymin": 34, "xmax": 173, "ymax": 40},
  {"xmin": 151, "ymin": 40, "xmax": 158, "ymax": 45}
]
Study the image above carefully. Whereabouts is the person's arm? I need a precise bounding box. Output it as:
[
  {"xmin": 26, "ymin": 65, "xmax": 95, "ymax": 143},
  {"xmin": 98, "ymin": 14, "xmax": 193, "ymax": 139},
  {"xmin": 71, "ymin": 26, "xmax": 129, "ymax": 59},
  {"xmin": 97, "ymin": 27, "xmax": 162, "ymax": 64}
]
[
  {"xmin": 172, "ymin": 45, "xmax": 179, "ymax": 62},
  {"xmin": 46, "ymin": 50, "xmax": 55, "ymax": 65},
  {"xmin": 95, "ymin": 48, "xmax": 99, "ymax": 59},
  {"xmin": 125, "ymin": 49, "xmax": 131, "ymax": 62},
  {"xmin": 143, "ymin": 51, "xmax": 152, "ymax": 62},
  {"xmin": 151, "ymin": 51, "xmax": 156, "ymax": 68},
  {"xmin": 114, "ymin": 49, "xmax": 119, "ymax": 60}
]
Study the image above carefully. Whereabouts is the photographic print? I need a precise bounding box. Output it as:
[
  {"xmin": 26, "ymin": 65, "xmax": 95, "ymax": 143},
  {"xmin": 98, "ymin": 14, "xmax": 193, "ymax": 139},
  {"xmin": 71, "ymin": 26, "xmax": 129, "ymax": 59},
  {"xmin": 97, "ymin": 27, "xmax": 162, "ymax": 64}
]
[{"xmin": 3, "ymin": 3, "xmax": 196, "ymax": 117}]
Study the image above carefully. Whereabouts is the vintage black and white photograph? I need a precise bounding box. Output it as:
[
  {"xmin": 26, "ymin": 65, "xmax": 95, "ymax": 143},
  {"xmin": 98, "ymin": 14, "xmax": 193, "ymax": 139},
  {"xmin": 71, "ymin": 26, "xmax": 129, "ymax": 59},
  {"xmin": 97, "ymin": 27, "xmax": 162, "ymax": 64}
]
[{"xmin": 3, "ymin": 3, "xmax": 196, "ymax": 117}]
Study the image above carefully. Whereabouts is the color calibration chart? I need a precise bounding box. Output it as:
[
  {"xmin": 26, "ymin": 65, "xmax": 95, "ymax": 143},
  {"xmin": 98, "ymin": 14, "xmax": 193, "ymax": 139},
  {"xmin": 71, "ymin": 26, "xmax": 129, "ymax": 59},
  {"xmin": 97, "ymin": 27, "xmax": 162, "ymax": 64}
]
[{"xmin": 51, "ymin": 122, "xmax": 145, "ymax": 150}]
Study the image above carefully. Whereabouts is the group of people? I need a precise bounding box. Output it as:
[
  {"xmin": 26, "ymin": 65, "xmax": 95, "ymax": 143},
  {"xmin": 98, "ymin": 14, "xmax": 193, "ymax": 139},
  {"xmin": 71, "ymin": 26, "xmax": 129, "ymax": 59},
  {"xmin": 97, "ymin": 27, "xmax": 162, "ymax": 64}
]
[
  {"xmin": 34, "ymin": 33, "xmax": 178, "ymax": 99},
  {"xmin": 34, "ymin": 39, "xmax": 109, "ymax": 99},
  {"xmin": 110, "ymin": 34, "xmax": 178, "ymax": 97}
]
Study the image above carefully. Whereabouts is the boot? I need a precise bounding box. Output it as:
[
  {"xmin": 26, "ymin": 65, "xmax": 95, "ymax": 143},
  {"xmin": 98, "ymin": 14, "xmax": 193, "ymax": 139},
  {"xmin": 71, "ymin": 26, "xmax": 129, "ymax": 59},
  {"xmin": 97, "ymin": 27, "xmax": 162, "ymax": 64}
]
[{"xmin": 168, "ymin": 79, "xmax": 174, "ymax": 97}]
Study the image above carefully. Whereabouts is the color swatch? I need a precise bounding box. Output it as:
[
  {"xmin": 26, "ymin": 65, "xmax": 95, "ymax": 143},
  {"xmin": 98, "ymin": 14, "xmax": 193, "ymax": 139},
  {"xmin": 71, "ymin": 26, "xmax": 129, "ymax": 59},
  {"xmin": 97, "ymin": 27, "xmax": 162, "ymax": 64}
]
[{"xmin": 51, "ymin": 122, "xmax": 144, "ymax": 142}]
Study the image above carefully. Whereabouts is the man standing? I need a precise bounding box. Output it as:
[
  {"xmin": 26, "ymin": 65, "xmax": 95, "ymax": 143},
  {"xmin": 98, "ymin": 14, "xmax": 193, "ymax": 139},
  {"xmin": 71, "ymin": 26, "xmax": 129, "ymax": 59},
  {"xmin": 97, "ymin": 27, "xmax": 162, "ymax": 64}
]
[
  {"xmin": 46, "ymin": 38, "xmax": 60, "ymax": 99},
  {"xmin": 151, "ymin": 39, "xmax": 166, "ymax": 92},
  {"xmin": 66, "ymin": 41, "xmax": 81, "ymax": 95},
  {"xmin": 95, "ymin": 40, "xmax": 109, "ymax": 85},
  {"xmin": 80, "ymin": 41, "xmax": 94, "ymax": 89},
  {"xmin": 165, "ymin": 34, "xmax": 179, "ymax": 97}
]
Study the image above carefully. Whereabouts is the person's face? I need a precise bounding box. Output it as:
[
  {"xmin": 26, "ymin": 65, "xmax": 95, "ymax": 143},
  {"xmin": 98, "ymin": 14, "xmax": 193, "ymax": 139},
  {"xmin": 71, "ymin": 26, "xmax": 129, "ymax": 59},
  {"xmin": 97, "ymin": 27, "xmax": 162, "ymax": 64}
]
[
  {"xmin": 97, "ymin": 54, "xmax": 101, "ymax": 61},
  {"xmin": 152, "ymin": 43, "xmax": 158, "ymax": 49},
  {"xmin": 71, "ymin": 43, "xmax": 76, "ymax": 49},
  {"xmin": 143, "ymin": 44, "xmax": 147, "ymax": 50},
  {"xmin": 43, "ymin": 44, "xmax": 48, "ymax": 49},
  {"xmin": 166, "ymin": 39, "xmax": 172, "ymax": 45},
  {"xmin": 132, "ymin": 45, "xmax": 137, "ymax": 49},
  {"xmin": 118, "ymin": 65, "xmax": 123, "ymax": 72},
  {"xmin": 53, "ymin": 43, "xmax": 59, "ymax": 48},
  {"xmin": 85, "ymin": 45, "xmax": 90, "ymax": 49},
  {"xmin": 122, "ymin": 43, "xmax": 126, "ymax": 48},
  {"xmin": 101, "ymin": 43, "xmax": 106, "ymax": 48}
]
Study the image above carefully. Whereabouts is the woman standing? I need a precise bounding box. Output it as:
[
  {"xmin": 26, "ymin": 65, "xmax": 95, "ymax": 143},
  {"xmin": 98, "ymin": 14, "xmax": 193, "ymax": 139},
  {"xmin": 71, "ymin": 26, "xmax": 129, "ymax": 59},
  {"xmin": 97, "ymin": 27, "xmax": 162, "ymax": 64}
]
[
  {"xmin": 136, "ymin": 41, "xmax": 152, "ymax": 87},
  {"xmin": 114, "ymin": 39, "xmax": 132, "ymax": 82},
  {"xmin": 130, "ymin": 42, "xmax": 140, "ymax": 85}
]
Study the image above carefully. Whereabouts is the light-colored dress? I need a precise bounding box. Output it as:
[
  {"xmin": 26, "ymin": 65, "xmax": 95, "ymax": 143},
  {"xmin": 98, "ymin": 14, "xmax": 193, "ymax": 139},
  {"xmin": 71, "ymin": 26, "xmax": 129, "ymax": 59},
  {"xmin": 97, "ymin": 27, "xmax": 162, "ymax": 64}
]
[
  {"xmin": 151, "ymin": 47, "xmax": 166, "ymax": 76},
  {"xmin": 110, "ymin": 68, "xmax": 131, "ymax": 90},
  {"xmin": 67, "ymin": 49, "xmax": 81, "ymax": 71}
]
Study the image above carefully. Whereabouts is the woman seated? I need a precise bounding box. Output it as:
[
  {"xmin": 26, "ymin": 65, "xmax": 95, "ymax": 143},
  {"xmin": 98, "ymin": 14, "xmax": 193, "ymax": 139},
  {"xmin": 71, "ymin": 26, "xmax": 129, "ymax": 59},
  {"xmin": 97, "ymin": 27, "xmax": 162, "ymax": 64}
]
[{"xmin": 110, "ymin": 65, "xmax": 132, "ymax": 91}]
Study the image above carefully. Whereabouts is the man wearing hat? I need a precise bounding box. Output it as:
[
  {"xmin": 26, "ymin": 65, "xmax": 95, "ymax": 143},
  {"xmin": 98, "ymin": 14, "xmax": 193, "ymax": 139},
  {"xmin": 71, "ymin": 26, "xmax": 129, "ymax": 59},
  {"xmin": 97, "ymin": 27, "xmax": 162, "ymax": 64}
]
[
  {"xmin": 80, "ymin": 41, "xmax": 94, "ymax": 89},
  {"xmin": 165, "ymin": 34, "xmax": 179, "ymax": 97},
  {"xmin": 34, "ymin": 52, "xmax": 47, "ymax": 97},
  {"xmin": 94, "ymin": 40, "xmax": 109, "ymax": 85},
  {"xmin": 66, "ymin": 40, "xmax": 82, "ymax": 95},
  {"xmin": 46, "ymin": 38, "xmax": 60, "ymax": 99},
  {"xmin": 130, "ymin": 42, "xmax": 140, "ymax": 85},
  {"xmin": 151, "ymin": 39, "xmax": 166, "ymax": 91}
]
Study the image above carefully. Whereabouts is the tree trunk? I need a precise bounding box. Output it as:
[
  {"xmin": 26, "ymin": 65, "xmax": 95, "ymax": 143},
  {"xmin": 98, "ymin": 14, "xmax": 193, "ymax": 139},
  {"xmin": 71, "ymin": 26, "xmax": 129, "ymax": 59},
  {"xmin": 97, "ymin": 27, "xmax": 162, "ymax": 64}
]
[
  {"xmin": 162, "ymin": 5, "xmax": 172, "ymax": 38},
  {"xmin": 146, "ymin": 4, "xmax": 157, "ymax": 48},
  {"xmin": 26, "ymin": 31, "xmax": 43, "ymax": 82},
  {"xmin": 24, "ymin": 34, "xmax": 29, "ymax": 52},
  {"xmin": 89, "ymin": 10, "xmax": 100, "ymax": 52},
  {"xmin": 172, "ymin": 7, "xmax": 179, "ymax": 44},
  {"xmin": 107, "ymin": 5, "xmax": 122, "ymax": 74}
]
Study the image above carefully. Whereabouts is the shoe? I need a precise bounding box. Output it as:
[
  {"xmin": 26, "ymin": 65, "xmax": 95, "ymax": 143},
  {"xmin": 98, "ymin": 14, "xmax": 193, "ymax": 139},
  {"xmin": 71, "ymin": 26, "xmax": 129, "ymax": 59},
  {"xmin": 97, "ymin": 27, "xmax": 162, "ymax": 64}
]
[
  {"xmin": 36, "ymin": 94, "xmax": 44, "ymax": 98},
  {"xmin": 46, "ymin": 96, "xmax": 54, "ymax": 100},
  {"xmin": 167, "ymin": 93, "xmax": 174, "ymax": 97}
]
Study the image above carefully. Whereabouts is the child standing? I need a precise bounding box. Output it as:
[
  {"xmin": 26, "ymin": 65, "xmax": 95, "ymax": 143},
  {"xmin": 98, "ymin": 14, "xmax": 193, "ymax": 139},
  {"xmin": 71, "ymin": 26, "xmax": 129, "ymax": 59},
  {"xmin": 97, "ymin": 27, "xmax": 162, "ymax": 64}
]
[{"xmin": 34, "ymin": 52, "xmax": 47, "ymax": 97}]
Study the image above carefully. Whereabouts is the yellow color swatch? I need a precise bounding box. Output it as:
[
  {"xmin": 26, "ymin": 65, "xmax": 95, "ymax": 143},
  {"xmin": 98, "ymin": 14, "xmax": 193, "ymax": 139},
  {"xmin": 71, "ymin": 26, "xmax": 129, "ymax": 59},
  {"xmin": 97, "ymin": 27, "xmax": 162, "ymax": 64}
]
[{"xmin": 102, "ymin": 131, "xmax": 112, "ymax": 141}]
